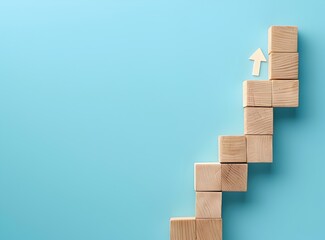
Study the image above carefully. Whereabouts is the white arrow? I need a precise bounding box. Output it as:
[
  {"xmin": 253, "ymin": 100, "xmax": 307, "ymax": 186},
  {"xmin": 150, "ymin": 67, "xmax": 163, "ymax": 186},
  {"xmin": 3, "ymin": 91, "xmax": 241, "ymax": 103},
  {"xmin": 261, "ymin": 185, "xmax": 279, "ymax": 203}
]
[{"xmin": 249, "ymin": 48, "xmax": 267, "ymax": 76}]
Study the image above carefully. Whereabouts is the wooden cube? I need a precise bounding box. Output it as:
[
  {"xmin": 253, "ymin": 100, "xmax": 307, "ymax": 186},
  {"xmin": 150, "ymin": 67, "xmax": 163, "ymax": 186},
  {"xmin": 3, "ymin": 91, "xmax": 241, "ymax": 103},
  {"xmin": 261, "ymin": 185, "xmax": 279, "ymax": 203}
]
[
  {"xmin": 246, "ymin": 135, "xmax": 273, "ymax": 163},
  {"xmin": 170, "ymin": 217, "xmax": 196, "ymax": 240},
  {"xmin": 243, "ymin": 80, "xmax": 272, "ymax": 107},
  {"xmin": 221, "ymin": 164, "xmax": 248, "ymax": 192},
  {"xmin": 196, "ymin": 219, "xmax": 222, "ymax": 240},
  {"xmin": 269, "ymin": 53, "xmax": 298, "ymax": 80},
  {"xmin": 272, "ymin": 80, "xmax": 299, "ymax": 107},
  {"xmin": 195, "ymin": 163, "xmax": 221, "ymax": 191},
  {"xmin": 268, "ymin": 26, "xmax": 298, "ymax": 54},
  {"xmin": 219, "ymin": 136, "xmax": 246, "ymax": 163},
  {"xmin": 196, "ymin": 192, "xmax": 222, "ymax": 219},
  {"xmin": 244, "ymin": 107, "xmax": 273, "ymax": 135}
]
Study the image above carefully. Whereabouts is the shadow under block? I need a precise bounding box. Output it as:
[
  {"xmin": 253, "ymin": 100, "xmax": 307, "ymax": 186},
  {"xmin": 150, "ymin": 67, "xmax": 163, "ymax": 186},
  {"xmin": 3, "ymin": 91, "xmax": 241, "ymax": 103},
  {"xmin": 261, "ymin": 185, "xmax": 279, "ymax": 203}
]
[
  {"xmin": 243, "ymin": 80, "xmax": 272, "ymax": 107},
  {"xmin": 221, "ymin": 164, "xmax": 248, "ymax": 192},
  {"xmin": 196, "ymin": 192, "xmax": 222, "ymax": 219},
  {"xmin": 269, "ymin": 53, "xmax": 298, "ymax": 80},
  {"xmin": 218, "ymin": 136, "xmax": 246, "ymax": 163},
  {"xmin": 244, "ymin": 107, "xmax": 273, "ymax": 135},
  {"xmin": 195, "ymin": 163, "xmax": 221, "ymax": 191},
  {"xmin": 196, "ymin": 219, "xmax": 222, "ymax": 240},
  {"xmin": 272, "ymin": 80, "xmax": 299, "ymax": 107},
  {"xmin": 246, "ymin": 135, "xmax": 273, "ymax": 163},
  {"xmin": 268, "ymin": 26, "xmax": 298, "ymax": 54},
  {"xmin": 170, "ymin": 218, "xmax": 196, "ymax": 240}
]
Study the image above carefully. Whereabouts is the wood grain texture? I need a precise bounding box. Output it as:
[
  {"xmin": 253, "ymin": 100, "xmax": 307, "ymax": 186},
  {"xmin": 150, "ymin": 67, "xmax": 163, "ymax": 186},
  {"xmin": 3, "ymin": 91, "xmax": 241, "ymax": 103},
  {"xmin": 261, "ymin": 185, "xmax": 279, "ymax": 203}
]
[
  {"xmin": 170, "ymin": 217, "xmax": 196, "ymax": 240},
  {"xmin": 272, "ymin": 80, "xmax": 299, "ymax": 107},
  {"xmin": 196, "ymin": 192, "xmax": 222, "ymax": 219},
  {"xmin": 243, "ymin": 80, "xmax": 272, "ymax": 107},
  {"xmin": 246, "ymin": 135, "xmax": 273, "ymax": 163},
  {"xmin": 196, "ymin": 219, "xmax": 222, "ymax": 240},
  {"xmin": 269, "ymin": 53, "xmax": 298, "ymax": 80},
  {"xmin": 244, "ymin": 107, "xmax": 273, "ymax": 135},
  {"xmin": 221, "ymin": 164, "xmax": 248, "ymax": 192},
  {"xmin": 268, "ymin": 26, "xmax": 298, "ymax": 54},
  {"xmin": 219, "ymin": 136, "xmax": 246, "ymax": 163},
  {"xmin": 195, "ymin": 163, "xmax": 221, "ymax": 191}
]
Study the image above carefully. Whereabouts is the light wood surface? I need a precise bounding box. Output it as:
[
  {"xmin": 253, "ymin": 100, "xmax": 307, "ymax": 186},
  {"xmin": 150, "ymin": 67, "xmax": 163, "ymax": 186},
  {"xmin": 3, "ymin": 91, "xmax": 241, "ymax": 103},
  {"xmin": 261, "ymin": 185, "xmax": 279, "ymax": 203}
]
[
  {"xmin": 272, "ymin": 80, "xmax": 299, "ymax": 107},
  {"xmin": 269, "ymin": 53, "xmax": 298, "ymax": 80},
  {"xmin": 268, "ymin": 26, "xmax": 298, "ymax": 54},
  {"xmin": 221, "ymin": 164, "xmax": 248, "ymax": 192},
  {"xmin": 243, "ymin": 80, "xmax": 272, "ymax": 107},
  {"xmin": 170, "ymin": 217, "xmax": 196, "ymax": 240},
  {"xmin": 219, "ymin": 136, "xmax": 246, "ymax": 163},
  {"xmin": 196, "ymin": 192, "xmax": 222, "ymax": 219},
  {"xmin": 249, "ymin": 48, "xmax": 267, "ymax": 76},
  {"xmin": 246, "ymin": 135, "xmax": 273, "ymax": 163},
  {"xmin": 244, "ymin": 107, "xmax": 273, "ymax": 135},
  {"xmin": 195, "ymin": 163, "xmax": 221, "ymax": 192},
  {"xmin": 196, "ymin": 219, "xmax": 222, "ymax": 240}
]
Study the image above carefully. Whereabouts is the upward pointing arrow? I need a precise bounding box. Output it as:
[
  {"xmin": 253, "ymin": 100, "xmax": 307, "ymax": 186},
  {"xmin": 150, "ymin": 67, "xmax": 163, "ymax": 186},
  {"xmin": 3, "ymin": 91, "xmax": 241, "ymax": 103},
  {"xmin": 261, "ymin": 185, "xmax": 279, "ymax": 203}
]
[{"xmin": 249, "ymin": 48, "xmax": 267, "ymax": 76}]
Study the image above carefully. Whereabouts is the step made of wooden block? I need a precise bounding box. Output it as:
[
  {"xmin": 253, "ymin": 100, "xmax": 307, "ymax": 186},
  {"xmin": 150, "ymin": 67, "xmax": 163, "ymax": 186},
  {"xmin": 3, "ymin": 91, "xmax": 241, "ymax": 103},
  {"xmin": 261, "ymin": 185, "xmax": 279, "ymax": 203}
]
[
  {"xmin": 221, "ymin": 164, "xmax": 248, "ymax": 192},
  {"xmin": 195, "ymin": 163, "xmax": 221, "ymax": 191},
  {"xmin": 196, "ymin": 192, "xmax": 222, "ymax": 219},
  {"xmin": 170, "ymin": 217, "xmax": 196, "ymax": 240},
  {"xmin": 243, "ymin": 80, "xmax": 272, "ymax": 107},
  {"xmin": 246, "ymin": 135, "xmax": 273, "ymax": 163},
  {"xmin": 219, "ymin": 136, "xmax": 246, "ymax": 163},
  {"xmin": 268, "ymin": 26, "xmax": 298, "ymax": 54},
  {"xmin": 196, "ymin": 219, "xmax": 222, "ymax": 240},
  {"xmin": 272, "ymin": 80, "xmax": 299, "ymax": 107},
  {"xmin": 269, "ymin": 53, "xmax": 298, "ymax": 80},
  {"xmin": 244, "ymin": 107, "xmax": 273, "ymax": 135}
]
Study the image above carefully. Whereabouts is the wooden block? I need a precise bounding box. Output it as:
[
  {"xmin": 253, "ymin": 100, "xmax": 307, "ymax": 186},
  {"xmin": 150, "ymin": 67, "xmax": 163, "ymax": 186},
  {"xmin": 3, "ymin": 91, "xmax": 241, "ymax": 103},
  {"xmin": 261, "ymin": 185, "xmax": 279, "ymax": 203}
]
[
  {"xmin": 196, "ymin": 192, "xmax": 222, "ymax": 219},
  {"xmin": 246, "ymin": 135, "xmax": 273, "ymax": 163},
  {"xmin": 195, "ymin": 163, "xmax": 221, "ymax": 191},
  {"xmin": 221, "ymin": 164, "xmax": 248, "ymax": 192},
  {"xmin": 196, "ymin": 219, "xmax": 222, "ymax": 240},
  {"xmin": 243, "ymin": 80, "xmax": 272, "ymax": 107},
  {"xmin": 269, "ymin": 53, "xmax": 298, "ymax": 80},
  {"xmin": 170, "ymin": 217, "xmax": 196, "ymax": 240},
  {"xmin": 244, "ymin": 107, "xmax": 273, "ymax": 135},
  {"xmin": 268, "ymin": 26, "xmax": 298, "ymax": 54},
  {"xmin": 272, "ymin": 80, "xmax": 299, "ymax": 107},
  {"xmin": 219, "ymin": 136, "xmax": 246, "ymax": 163}
]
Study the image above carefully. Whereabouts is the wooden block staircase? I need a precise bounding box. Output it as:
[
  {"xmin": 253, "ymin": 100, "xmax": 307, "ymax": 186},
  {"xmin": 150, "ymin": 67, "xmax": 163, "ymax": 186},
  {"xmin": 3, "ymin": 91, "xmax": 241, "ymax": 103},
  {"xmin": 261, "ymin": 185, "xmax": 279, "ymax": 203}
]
[{"xmin": 170, "ymin": 26, "xmax": 299, "ymax": 240}]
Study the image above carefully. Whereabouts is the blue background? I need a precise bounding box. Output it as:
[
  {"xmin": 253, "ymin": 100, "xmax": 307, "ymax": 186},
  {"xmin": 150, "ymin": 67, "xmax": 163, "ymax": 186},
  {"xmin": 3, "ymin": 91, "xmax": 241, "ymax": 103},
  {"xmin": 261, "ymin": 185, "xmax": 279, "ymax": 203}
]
[{"xmin": 0, "ymin": 0, "xmax": 323, "ymax": 239}]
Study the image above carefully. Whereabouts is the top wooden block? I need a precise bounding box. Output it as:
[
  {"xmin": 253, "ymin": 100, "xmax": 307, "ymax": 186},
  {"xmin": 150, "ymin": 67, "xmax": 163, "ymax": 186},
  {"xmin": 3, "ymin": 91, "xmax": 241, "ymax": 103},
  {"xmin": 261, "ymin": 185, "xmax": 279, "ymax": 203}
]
[{"xmin": 268, "ymin": 26, "xmax": 298, "ymax": 54}]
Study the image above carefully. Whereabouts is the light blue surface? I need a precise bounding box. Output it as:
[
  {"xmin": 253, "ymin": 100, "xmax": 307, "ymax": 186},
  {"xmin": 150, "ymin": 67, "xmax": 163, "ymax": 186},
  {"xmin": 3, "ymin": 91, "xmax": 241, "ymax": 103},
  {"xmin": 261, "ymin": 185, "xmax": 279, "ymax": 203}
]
[{"xmin": 0, "ymin": 0, "xmax": 323, "ymax": 239}]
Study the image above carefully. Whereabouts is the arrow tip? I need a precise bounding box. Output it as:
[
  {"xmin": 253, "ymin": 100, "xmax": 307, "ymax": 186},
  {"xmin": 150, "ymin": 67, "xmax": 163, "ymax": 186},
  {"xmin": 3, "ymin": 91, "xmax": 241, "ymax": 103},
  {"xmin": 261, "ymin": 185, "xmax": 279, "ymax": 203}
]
[{"xmin": 249, "ymin": 48, "xmax": 267, "ymax": 62}]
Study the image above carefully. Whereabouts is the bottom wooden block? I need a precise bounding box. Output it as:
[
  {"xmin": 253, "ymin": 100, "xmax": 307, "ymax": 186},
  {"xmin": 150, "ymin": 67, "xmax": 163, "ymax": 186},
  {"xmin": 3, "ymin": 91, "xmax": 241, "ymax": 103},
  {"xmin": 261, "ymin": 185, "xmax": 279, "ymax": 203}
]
[
  {"xmin": 196, "ymin": 192, "xmax": 222, "ymax": 219},
  {"xmin": 246, "ymin": 135, "xmax": 273, "ymax": 163},
  {"xmin": 170, "ymin": 217, "xmax": 196, "ymax": 240},
  {"xmin": 196, "ymin": 219, "xmax": 222, "ymax": 240}
]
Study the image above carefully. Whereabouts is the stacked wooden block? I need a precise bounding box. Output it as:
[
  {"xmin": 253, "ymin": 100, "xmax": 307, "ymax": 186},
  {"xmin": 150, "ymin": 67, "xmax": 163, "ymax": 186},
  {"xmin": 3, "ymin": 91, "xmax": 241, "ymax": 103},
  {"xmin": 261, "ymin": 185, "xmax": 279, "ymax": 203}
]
[
  {"xmin": 170, "ymin": 26, "xmax": 298, "ymax": 240},
  {"xmin": 269, "ymin": 26, "xmax": 299, "ymax": 107}
]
